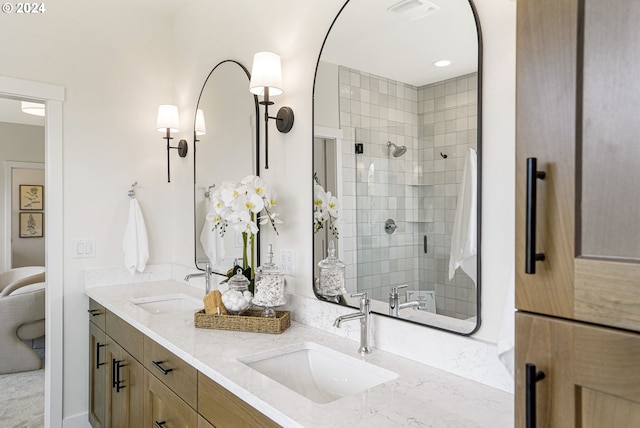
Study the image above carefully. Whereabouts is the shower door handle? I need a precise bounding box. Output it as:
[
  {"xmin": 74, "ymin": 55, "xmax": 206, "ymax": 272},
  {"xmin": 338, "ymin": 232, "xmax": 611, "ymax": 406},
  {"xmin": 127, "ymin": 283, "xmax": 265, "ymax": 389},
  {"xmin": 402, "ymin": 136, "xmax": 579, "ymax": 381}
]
[
  {"xmin": 525, "ymin": 158, "xmax": 546, "ymax": 274},
  {"xmin": 525, "ymin": 363, "xmax": 546, "ymax": 428}
]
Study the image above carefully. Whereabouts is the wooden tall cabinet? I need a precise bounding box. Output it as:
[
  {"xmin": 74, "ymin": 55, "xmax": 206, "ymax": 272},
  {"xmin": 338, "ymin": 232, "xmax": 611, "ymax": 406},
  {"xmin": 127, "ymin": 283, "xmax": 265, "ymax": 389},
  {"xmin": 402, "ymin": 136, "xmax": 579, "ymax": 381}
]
[{"xmin": 515, "ymin": 0, "xmax": 640, "ymax": 426}]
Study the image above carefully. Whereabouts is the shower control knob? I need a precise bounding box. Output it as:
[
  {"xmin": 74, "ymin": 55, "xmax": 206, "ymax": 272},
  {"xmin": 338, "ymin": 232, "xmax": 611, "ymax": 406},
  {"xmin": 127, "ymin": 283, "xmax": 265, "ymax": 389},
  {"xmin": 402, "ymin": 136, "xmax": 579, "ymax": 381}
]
[{"xmin": 385, "ymin": 219, "xmax": 397, "ymax": 234}]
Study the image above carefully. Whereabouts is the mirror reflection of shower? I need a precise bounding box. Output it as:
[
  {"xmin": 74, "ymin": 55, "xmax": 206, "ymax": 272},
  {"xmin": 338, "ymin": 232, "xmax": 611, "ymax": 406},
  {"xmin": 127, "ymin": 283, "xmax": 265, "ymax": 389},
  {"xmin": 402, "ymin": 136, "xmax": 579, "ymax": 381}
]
[{"xmin": 387, "ymin": 141, "xmax": 407, "ymax": 157}]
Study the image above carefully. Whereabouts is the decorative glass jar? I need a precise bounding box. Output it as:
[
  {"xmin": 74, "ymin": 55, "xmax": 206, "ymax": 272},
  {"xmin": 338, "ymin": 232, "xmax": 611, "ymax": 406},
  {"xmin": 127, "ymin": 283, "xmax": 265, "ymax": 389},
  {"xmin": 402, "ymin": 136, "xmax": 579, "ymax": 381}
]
[
  {"xmin": 253, "ymin": 244, "xmax": 286, "ymax": 318},
  {"xmin": 315, "ymin": 241, "xmax": 346, "ymax": 299},
  {"xmin": 221, "ymin": 268, "xmax": 253, "ymax": 315}
]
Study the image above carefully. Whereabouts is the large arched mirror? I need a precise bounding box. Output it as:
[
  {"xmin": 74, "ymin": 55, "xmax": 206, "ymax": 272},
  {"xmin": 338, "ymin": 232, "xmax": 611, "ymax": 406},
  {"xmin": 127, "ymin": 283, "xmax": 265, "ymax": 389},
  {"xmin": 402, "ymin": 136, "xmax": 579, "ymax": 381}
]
[
  {"xmin": 313, "ymin": 0, "xmax": 482, "ymax": 334},
  {"xmin": 193, "ymin": 60, "xmax": 260, "ymax": 274}
]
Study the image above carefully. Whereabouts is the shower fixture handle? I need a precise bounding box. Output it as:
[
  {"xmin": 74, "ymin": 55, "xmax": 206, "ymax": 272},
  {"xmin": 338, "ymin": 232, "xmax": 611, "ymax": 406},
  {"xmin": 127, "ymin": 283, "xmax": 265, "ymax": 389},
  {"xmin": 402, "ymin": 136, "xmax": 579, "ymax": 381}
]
[
  {"xmin": 385, "ymin": 219, "xmax": 397, "ymax": 234},
  {"xmin": 525, "ymin": 158, "xmax": 546, "ymax": 274}
]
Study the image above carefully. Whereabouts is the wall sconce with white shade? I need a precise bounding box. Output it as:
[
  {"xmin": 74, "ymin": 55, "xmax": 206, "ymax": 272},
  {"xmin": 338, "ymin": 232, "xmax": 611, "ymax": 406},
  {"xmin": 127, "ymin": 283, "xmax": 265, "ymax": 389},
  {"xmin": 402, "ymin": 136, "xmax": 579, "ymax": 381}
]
[
  {"xmin": 249, "ymin": 51, "xmax": 294, "ymax": 169},
  {"xmin": 195, "ymin": 108, "xmax": 207, "ymax": 137},
  {"xmin": 157, "ymin": 104, "xmax": 188, "ymax": 183}
]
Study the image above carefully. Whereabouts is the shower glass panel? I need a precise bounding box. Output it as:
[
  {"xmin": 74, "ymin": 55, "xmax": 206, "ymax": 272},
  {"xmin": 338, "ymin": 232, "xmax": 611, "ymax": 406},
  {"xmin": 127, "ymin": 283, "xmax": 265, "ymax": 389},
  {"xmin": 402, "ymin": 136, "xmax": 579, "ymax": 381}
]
[{"xmin": 350, "ymin": 72, "xmax": 478, "ymax": 321}]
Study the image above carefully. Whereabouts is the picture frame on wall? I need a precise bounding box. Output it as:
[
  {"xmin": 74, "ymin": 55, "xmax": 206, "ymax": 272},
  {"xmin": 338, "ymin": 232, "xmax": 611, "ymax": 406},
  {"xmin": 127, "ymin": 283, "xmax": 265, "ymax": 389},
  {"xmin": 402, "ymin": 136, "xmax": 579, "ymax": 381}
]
[
  {"xmin": 19, "ymin": 212, "xmax": 44, "ymax": 238},
  {"xmin": 19, "ymin": 184, "xmax": 44, "ymax": 210}
]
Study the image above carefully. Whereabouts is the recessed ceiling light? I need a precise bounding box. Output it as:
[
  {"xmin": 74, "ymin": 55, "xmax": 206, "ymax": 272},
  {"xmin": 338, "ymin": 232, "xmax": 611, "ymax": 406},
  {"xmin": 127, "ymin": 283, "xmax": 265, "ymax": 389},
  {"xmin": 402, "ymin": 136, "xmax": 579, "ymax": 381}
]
[
  {"xmin": 433, "ymin": 60, "xmax": 452, "ymax": 68},
  {"xmin": 21, "ymin": 101, "xmax": 45, "ymax": 117}
]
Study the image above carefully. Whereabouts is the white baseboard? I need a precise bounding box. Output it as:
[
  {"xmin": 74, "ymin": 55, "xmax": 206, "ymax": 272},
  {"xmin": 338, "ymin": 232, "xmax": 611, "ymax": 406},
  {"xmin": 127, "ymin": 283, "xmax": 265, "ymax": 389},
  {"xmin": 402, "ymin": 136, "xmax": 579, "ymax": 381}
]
[{"xmin": 62, "ymin": 412, "xmax": 89, "ymax": 428}]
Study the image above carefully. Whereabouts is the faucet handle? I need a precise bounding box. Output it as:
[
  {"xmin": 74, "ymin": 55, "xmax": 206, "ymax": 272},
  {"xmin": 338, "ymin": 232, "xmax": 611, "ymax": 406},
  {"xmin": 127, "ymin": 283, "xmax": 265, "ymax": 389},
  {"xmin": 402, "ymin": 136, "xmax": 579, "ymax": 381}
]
[
  {"xmin": 350, "ymin": 292, "xmax": 369, "ymax": 300},
  {"xmin": 391, "ymin": 284, "xmax": 408, "ymax": 296}
]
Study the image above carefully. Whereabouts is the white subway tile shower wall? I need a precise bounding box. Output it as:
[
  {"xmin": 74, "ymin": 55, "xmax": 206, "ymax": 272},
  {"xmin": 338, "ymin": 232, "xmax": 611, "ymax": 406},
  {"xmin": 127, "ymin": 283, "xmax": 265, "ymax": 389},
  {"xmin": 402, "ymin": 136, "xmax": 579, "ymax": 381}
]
[{"xmin": 339, "ymin": 66, "xmax": 477, "ymax": 320}]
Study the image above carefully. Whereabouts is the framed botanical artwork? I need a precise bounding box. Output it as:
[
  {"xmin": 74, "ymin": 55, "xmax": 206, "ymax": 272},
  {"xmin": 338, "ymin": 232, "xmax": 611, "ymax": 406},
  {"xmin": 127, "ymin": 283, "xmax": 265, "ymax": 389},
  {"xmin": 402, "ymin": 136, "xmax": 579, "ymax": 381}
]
[
  {"xmin": 19, "ymin": 212, "xmax": 44, "ymax": 238},
  {"xmin": 19, "ymin": 185, "xmax": 44, "ymax": 210}
]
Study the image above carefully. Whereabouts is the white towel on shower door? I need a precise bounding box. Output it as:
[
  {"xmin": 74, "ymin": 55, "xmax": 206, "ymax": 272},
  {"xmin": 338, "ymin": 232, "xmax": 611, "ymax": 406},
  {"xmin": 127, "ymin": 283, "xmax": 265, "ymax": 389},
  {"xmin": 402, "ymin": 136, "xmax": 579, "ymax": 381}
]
[
  {"xmin": 123, "ymin": 198, "xmax": 149, "ymax": 274},
  {"xmin": 449, "ymin": 148, "xmax": 477, "ymax": 284}
]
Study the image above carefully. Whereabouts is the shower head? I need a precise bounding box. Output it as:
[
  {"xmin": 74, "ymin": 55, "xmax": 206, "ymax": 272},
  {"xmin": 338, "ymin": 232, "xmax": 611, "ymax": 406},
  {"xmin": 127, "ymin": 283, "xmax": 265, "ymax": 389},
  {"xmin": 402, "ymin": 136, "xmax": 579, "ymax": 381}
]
[{"xmin": 387, "ymin": 141, "xmax": 407, "ymax": 157}]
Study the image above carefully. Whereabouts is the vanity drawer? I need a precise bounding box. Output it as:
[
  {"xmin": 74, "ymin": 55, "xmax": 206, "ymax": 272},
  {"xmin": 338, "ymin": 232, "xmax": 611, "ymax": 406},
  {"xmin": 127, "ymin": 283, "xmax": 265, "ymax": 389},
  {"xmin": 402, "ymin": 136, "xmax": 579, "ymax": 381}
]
[
  {"xmin": 144, "ymin": 370, "xmax": 198, "ymax": 428},
  {"xmin": 105, "ymin": 311, "xmax": 143, "ymax": 362},
  {"xmin": 198, "ymin": 415, "xmax": 214, "ymax": 428},
  {"xmin": 144, "ymin": 336, "xmax": 198, "ymax": 409},
  {"xmin": 88, "ymin": 299, "xmax": 106, "ymax": 331},
  {"xmin": 197, "ymin": 372, "xmax": 280, "ymax": 428}
]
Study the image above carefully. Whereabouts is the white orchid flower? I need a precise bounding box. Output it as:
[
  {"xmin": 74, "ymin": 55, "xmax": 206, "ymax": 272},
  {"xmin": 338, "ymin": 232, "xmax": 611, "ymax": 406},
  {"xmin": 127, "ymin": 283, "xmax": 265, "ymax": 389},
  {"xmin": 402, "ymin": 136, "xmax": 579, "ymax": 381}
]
[
  {"xmin": 314, "ymin": 186, "xmax": 328, "ymax": 210},
  {"xmin": 259, "ymin": 211, "xmax": 283, "ymax": 225},
  {"xmin": 229, "ymin": 210, "xmax": 259, "ymax": 235},
  {"xmin": 232, "ymin": 193, "xmax": 264, "ymax": 214},
  {"xmin": 328, "ymin": 194, "xmax": 339, "ymax": 218},
  {"xmin": 241, "ymin": 175, "xmax": 267, "ymax": 198}
]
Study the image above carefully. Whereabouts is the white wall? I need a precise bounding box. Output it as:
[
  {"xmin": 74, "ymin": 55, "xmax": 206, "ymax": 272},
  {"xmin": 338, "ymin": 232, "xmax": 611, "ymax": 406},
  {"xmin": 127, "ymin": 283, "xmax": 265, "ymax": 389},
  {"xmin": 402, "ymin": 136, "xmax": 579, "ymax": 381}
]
[{"xmin": 0, "ymin": 0, "xmax": 516, "ymax": 422}]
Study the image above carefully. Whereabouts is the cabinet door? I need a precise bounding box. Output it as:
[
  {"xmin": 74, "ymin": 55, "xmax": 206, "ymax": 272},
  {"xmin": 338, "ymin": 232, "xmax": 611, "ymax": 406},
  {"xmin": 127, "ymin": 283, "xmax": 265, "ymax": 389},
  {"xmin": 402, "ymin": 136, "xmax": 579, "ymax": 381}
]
[
  {"xmin": 515, "ymin": 0, "xmax": 640, "ymax": 330},
  {"xmin": 89, "ymin": 322, "xmax": 108, "ymax": 428},
  {"xmin": 106, "ymin": 340, "xmax": 144, "ymax": 428},
  {"xmin": 515, "ymin": 312, "xmax": 640, "ymax": 427},
  {"xmin": 144, "ymin": 371, "xmax": 198, "ymax": 428},
  {"xmin": 198, "ymin": 372, "xmax": 280, "ymax": 428}
]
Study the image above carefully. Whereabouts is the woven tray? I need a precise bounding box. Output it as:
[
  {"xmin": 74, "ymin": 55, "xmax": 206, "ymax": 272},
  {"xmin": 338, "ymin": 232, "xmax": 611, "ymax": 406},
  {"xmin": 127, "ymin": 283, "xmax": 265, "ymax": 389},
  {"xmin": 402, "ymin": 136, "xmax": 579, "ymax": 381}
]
[{"xmin": 194, "ymin": 309, "xmax": 291, "ymax": 334}]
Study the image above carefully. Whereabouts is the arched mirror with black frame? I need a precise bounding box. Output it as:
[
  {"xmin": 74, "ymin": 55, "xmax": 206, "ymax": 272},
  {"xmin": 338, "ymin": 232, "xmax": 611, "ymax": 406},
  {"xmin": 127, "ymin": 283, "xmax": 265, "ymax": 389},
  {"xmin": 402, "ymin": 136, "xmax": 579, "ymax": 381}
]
[
  {"xmin": 312, "ymin": 0, "xmax": 482, "ymax": 335},
  {"xmin": 193, "ymin": 60, "xmax": 261, "ymax": 276}
]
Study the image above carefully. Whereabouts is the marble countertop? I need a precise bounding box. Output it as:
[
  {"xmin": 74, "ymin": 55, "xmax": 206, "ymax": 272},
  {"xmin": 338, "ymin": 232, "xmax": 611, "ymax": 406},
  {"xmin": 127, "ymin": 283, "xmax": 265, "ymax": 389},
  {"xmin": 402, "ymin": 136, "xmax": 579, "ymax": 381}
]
[{"xmin": 85, "ymin": 281, "xmax": 513, "ymax": 428}]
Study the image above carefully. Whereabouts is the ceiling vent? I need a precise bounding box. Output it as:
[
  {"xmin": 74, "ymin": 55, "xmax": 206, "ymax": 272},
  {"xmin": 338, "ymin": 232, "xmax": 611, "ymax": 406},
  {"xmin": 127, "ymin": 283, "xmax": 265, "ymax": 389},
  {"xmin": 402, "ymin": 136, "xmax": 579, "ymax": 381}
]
[{"xmin": 387, "ymin": 0, "xmax": 440, "ymax": 20}]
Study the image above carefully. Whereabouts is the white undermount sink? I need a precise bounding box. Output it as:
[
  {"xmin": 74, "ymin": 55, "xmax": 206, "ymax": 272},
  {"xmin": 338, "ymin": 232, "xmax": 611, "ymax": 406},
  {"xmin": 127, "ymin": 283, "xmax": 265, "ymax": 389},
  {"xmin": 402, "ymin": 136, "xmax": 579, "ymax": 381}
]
[
  {"xmin": 129, "ymin": 294, "xmax": 202, "ymax": 314},
  {"xmin": 240, "ymin": 342, "xmax": 398, "ymax": 404}
]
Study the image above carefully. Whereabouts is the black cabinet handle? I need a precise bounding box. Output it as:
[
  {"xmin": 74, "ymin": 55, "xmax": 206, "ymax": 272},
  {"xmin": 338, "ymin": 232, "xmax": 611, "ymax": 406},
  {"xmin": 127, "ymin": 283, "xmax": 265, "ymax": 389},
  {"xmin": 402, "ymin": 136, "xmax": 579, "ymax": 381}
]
[
  {"xmin": 113, "ymin": 359, "xmax": 126, "ymax": 393},
  {"xmin": 87, "ymin": 309, "xmax": 103, "ymax": 317},
  {"xmin": 96, "ymin": 343, "xmax": 106, "ymax": 369},
  {"xmin": 525, "ymin": 363, "xmax": 546, "ymax": 428},
  {"xmin": 154, "ymin": 421, "xmax": 166, "ymax": 428},
  {"xmin": 112, "ymin": 358, "xmax": 118, "ymax": 388},
  {"xmin": 152, "ymin": 360, "xmax": 173, "ymax": 375},
  {"xmin": 525, "ymin": 158, "xmax": 546, "ymax": 274}
]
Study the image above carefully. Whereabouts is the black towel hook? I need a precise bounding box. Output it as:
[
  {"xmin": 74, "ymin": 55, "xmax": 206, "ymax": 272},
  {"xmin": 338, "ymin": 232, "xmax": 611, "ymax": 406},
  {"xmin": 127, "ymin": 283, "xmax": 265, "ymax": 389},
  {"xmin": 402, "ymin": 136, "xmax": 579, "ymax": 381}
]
[{"xmin": 440, "ymin": 152, "xmax": 448, "ymax": 159}]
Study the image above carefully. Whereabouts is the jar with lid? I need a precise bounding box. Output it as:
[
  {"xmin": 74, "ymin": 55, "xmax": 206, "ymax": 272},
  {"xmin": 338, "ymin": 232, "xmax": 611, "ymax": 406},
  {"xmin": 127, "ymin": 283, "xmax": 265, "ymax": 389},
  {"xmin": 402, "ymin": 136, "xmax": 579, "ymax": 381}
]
[
  {"xmin": 315, "ymin": 241, "xmax": 346, "ymax": 300},
  {"xmin": 221, "ymin": 268, "xmax": 253, "ymax": 315},
  {"xmin": 253, "ymin": 244, "xmax": 285, "ymax": 318}
]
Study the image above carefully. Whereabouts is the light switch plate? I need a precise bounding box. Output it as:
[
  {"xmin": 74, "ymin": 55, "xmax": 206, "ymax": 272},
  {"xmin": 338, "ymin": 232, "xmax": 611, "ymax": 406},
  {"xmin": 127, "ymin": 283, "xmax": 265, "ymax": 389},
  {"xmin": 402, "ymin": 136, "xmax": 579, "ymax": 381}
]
[
  {"xmin": 73, "ymin": 239, "xmax": 95, "ymax": 258},
  {"xmin": 279, "ymin": 249, "xmax": 295, "ymax": 276}
]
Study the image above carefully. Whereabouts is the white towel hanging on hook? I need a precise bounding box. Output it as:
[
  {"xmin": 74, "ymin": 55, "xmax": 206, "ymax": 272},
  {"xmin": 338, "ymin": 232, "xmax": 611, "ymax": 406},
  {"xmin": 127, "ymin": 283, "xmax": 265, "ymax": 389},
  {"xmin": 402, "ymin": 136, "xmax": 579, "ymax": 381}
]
[
  {"xmin": 448, "ymin": 148, "xmax": 477, "ymax": 284},
  {"xmin": 123, "ymin": 196, "xmax": 149, "ymax": 274}
]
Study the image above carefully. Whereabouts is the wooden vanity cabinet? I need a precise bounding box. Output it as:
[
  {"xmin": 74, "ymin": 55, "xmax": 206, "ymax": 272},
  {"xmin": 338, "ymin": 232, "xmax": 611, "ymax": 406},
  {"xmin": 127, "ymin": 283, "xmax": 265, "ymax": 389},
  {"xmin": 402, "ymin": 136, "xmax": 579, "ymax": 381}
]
[
  {"xmin": 144, "ymin": 336, "xmax": 198, "ymax": 409},
  {"xmin": 198, "ymin": 373, "xmax": 280, "ymax": 428},
  {"xmin": 89, "ymin": 319, "xmax": 107, "ymax": 428},
  {"xmin": 515, "ymin": 0, "xmax": 640, "ymax": 425},
  {"xmin": 106, "ymin": 341, "xmax": 144, "ymax": 428},
  {"xmin": 144, "ymin": 370, "xmax": 198, "ymax": 428},
  {"xmin": 89, "ymin": 301, "xmax": 144, "ymax": 428}
]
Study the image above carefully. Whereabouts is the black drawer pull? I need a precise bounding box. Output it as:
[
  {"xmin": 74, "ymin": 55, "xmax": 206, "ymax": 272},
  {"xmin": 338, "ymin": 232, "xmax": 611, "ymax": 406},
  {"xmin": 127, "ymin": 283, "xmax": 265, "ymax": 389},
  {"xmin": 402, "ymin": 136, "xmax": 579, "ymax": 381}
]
[
  {"xmin": 87, "ymin": 309, "xmax": 103, "ymax": 317},
  {"xmin": 96, "ymin": 343, "xmax": 106, "ymax": 369},
  {"xmin": 526, "ymin": 362, "xmax": 546, "ymax": 428},
  {"xmin": 114, "ymin": 360, "xmax": 126, "ymax": 393},
  {"xmin": 154, "ymin": 421, "xmax": 166, "ymax": 428},
  {"xmin": 525, "ymin": 158, "xmax": 546, "ymax": 274},
  {"xmin": 152, "ymin": 360, "xmax": 173, "ymax": 375}
]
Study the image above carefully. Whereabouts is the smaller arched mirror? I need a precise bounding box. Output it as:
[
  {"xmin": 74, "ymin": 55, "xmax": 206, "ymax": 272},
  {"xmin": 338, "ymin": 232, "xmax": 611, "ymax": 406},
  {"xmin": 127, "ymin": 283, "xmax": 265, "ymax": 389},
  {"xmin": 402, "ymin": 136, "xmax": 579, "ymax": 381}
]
[
  {"xmin": 193, "ymin": 60, "xmax": 260, "ymax": 274},
  {"xmin": 313, "ymin": 0, "xmax": 482, "ymax": 334}
]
